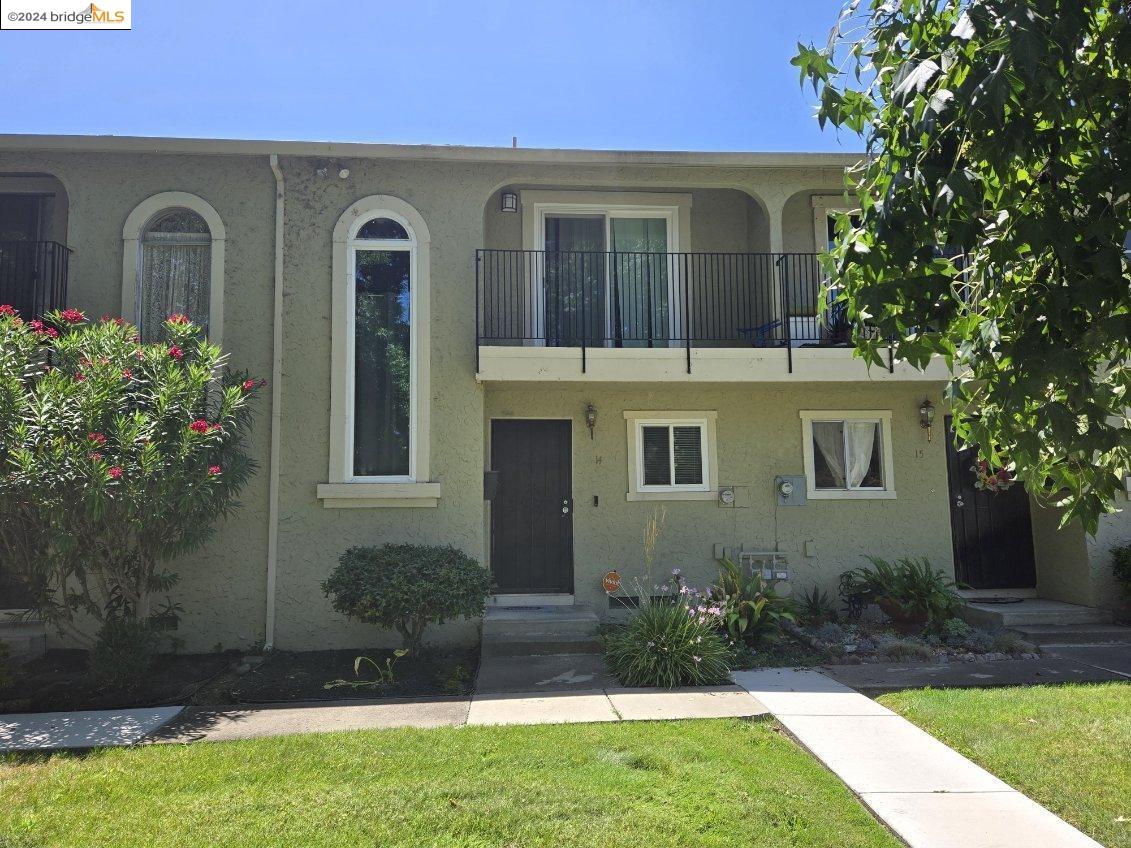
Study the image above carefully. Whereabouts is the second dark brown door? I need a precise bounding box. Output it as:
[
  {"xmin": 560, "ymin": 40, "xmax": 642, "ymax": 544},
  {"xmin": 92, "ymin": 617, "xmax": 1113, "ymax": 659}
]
[
  {"xmin": 945, "ymin": 418, "xmax": 1037, "ymax": 589},
  {"xmin": 490, "ymin": 419, "xmax": 574, "ymax": 593}
]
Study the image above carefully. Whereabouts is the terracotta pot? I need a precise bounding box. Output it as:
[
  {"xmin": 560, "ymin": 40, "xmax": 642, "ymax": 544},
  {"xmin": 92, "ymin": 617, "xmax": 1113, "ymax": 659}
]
[{"xmin": 875, "ymin": 596, "xmax": 928, "ymax": 634}]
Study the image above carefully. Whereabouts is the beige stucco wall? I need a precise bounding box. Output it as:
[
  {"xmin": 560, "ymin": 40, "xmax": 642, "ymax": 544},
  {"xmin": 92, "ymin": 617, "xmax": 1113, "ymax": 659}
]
[
  {"xmin": 1087, "ymin": 501, "xmax": 1131, "ymax": 612},
  {"xmin": 484, "ymin": 381, "xmax": 953, "ymax": 613}
]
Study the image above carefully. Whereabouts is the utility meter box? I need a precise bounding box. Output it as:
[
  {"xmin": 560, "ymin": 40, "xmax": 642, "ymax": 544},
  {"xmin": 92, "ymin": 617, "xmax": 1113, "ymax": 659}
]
[{"xmin": 775, "ymin": 475, "xmax": 808, "ymax": 507}]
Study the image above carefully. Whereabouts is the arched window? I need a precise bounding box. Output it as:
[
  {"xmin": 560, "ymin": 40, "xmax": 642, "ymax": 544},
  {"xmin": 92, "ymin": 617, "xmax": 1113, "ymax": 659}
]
[
  {"xmin": 348, "ymin": 214, "xmax": 416, "ymax": 479},
  {"xmin": 138, "ymin": 209, "xmax": 211, "ymax": 341},
  {"xmin": 121, "ymin": 192, "xmax": 225, "ymax": 345},
  {"xmin": 322, "ymin": 196, "xmax": 433, "ymax": 501}
]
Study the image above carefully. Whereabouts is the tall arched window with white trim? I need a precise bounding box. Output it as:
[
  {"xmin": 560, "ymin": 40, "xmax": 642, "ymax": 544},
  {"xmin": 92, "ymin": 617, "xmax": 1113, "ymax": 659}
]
[
  {"xmin": 137, "ymin": 208, "xmax": 212, "ymax": 341},
  {"xmin": 349, "ymin": 214, "xmax": 415, "ymax": 479}
]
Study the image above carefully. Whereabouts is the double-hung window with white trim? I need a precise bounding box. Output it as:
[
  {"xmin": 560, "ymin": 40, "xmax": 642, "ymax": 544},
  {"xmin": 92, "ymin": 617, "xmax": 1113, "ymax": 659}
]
[
  {"xmin": 635, "ymin": 419, "xmax": 710, "ymax": 493},
  {"xmin": 800, "ymin": 410, "xmax": 896, "ymax": 499}
]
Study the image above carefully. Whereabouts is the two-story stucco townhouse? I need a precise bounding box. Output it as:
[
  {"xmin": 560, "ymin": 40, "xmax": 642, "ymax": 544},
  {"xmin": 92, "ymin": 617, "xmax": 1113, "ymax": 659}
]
[{"xmin": 0, "ymin": 134, "xmax": 1126, "ymax": 653}]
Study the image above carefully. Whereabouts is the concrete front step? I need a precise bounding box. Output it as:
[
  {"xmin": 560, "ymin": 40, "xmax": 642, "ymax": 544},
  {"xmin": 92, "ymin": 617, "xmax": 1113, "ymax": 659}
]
[
  {"xmin": 1010, "ymin": 624, "xmax": 1131, "ymax": 647},
  {"xmin": 963, "ymin": 599, "xmax": 1114, "ymax": 630},
  {"xmin": 482, "ymin": 604, "xmax": 601, "ymax": 657},
  {"xmin": 0, "ymin": 620, "xmax": 47, "ymax": 663}
]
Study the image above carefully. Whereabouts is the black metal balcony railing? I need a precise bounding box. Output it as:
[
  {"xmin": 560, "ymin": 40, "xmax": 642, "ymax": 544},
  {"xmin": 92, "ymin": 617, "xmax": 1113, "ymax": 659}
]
[
  {"xmin": 475, "ymin": 250, "xmax": 886, "ymax": 374},
  {"xmin": 0, "ymin": 241, "xmax": 71, "ymax": 319}
]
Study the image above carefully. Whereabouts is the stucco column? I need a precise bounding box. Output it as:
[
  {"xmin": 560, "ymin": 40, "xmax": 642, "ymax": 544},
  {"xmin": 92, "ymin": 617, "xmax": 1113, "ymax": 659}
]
[{"xmin": 763, "ymin": 194, "xmax": 788, "ymax": 325}]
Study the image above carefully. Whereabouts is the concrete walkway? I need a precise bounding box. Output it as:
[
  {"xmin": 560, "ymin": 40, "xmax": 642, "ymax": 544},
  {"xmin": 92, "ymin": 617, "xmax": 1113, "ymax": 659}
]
[
  {"xmin": 154, "ymin": 685, "xmax": 768, "ymax": 741},
  {"xmin": 1, "ymin": 706, "xmax": 183, "ymax": 751},
  {"xmin": 732, "ymin": 668, "xmax": 1102, "ymax": 848}
]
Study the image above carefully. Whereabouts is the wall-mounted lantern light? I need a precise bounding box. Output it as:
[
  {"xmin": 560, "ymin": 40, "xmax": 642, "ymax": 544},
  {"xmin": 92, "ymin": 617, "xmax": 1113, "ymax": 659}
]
[
  {"xmin": 919, "ymin": 398, "xmax": 935, "ymax": 442},
  {"xmin": 584, "ymin": 402, "xmax": 597, "ymax": 439},
  {"xmin": 500, "ymin": 190, "xmax": 519, "ymax": 213}
]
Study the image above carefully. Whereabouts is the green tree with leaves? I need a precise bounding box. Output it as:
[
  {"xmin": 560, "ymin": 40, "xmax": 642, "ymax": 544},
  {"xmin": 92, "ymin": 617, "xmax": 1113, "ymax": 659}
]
[
  {"xmin": 793, "ymin": 0, "xmax": 1130, "ymax": 532},
  {"xmin": 0, "ymin": 305, "xmax": 262, "ymax": 646}
]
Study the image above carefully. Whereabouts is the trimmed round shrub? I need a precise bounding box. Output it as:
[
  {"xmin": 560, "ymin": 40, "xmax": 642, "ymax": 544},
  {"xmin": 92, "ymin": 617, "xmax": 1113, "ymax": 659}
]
[
  {"xmin": 321, "ymin": 544, "xmax": 493, "ymax": 652},
  {"xmin": 605, "ymin": 602, "xmax": 731, "ymax": 688}
]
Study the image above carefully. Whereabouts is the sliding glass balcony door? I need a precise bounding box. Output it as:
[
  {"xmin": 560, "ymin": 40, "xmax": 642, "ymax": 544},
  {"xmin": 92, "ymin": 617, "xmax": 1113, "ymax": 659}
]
[{"xmin": 543, "ymin": 213, "xmax": 671, "ymax": 348}]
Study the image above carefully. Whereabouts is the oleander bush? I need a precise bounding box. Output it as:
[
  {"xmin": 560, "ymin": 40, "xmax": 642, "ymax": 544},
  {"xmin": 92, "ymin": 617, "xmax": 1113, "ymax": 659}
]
[{"xmin": 0, "ymin": 306, "xmax": 262, "ymax": 666}]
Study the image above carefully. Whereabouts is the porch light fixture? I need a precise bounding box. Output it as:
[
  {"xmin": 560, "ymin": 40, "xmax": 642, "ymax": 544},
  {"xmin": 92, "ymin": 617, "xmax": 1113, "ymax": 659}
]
[
  {"xmin": 500, "ymin": 190, "xmax": 519, "ymax": 213},
  {"xmin": 919, "ymin": 398, "xmax": 935, "ymax": 442},
  {"xmin": 584, "ymin": 403, "xmax": 597, "ymax": 439}
]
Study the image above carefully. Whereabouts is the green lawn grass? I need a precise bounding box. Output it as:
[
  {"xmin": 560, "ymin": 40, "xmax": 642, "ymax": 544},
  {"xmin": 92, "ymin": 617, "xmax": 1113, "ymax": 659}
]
[
  {"xmin": 879, "ymin": 682, "xmax": 1131, "ymax": 848},
  {"xmin": 0, "ymin": 719, "xmax": 900, "ymax": 848}
]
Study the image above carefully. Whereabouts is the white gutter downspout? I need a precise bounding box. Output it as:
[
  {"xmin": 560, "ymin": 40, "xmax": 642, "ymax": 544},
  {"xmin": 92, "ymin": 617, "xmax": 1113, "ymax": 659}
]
[{"xmin": 264, "ymin": 153, "xmax": 285, "ymax": 651}]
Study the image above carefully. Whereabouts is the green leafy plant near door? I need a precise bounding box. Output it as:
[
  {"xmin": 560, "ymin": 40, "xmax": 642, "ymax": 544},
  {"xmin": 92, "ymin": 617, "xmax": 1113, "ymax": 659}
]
[
  {"xmin": 321, "ymin": 544, "xmax": 493, "ymax": 652},
  {"xmin": 705, "ymin": 557, "xmax": 795, "ymax": 646},
  {"xmin": 840, "ymin": 557, "xmax": 962, "ymax": 633}
]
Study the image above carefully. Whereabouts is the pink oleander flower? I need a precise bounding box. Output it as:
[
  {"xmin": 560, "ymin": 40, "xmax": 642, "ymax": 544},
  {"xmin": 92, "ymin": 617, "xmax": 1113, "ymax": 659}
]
[
  {"xmin": 73, "ymin": 372, "xmax": 86, "ymax": 382},
  {"xmin": 88, "ymin": 452, "xmax": 102, "ymax": 461},
  {"xmin": 107, "ymin": 466, "xmax": 122, "ymax": 479},
  {"xmin": 241, "ymin": 379, "xmax": 256, "ymax": 391},
  {"xmin": 0, "ymin": 304, "xmax": 16, "ymax": 316},
  {"xmin": 167, "ymin": 314, "xmax": 190, "ymax": 325},
  {"xmin": 189, "ymin": 419, "xmax": 211, "ymax": 434},
  {"xmin": 168, "ymin": 345, "xmax": 184, "ymax": 361},
  {"xmin": 88, "ymin": 432, "xmax": 106, "ymax": 445},
  {"xmin": 121, "ymin": 368, "xmax": 133, "ymax": 380},
  {"xmin": 60, "ymin": 308, "xmax": 85, "ymax": 324},
  {"xmin": 208, "ymin": 465, "xmax": 222, "ymax": 475}
]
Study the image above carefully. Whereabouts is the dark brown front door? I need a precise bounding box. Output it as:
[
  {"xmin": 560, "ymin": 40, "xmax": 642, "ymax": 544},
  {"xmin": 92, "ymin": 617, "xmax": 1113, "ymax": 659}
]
[
  {"xmin": 490, "ymin": 419, "xmax": 574, "ymax": 594},
  {"xmin": 944, "ymin": 418, "xmax": 1036, "ymax": 589}
]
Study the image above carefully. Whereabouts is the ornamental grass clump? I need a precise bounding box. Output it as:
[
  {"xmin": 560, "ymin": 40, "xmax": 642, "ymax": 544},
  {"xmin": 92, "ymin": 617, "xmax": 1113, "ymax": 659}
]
[
  {"xmin": 605, "ymin": 599, "xmax": 731, "ymax": 688},
  {"xmin": 0, "ymin": 306, "xmax": 262, "ymax": 662}
]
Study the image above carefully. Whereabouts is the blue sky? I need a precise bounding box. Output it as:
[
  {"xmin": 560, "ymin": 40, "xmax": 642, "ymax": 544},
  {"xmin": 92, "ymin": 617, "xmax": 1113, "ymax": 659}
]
[{"xmin": 0, "ymin": 0, "xmax": 859, "ymax": 152}]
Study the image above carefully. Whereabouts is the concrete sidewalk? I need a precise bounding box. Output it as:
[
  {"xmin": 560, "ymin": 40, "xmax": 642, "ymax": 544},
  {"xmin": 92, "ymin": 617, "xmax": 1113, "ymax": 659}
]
[
  {"xmin": 154, "ymin": 685, "xmax": 769, "ymax": 741},
  {"xmin": 732, "ymin": 668, "xmax": 1103, "ymax": 848},
  {"xmin": 1, "ymin": 706, "xmax": 183, "ymax": 751}
]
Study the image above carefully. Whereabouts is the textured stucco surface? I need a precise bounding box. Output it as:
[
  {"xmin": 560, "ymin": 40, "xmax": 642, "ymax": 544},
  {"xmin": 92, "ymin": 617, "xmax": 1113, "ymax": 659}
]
[
  {"xmin": 484, "ymin": 381, "xmax": 954, "ymax": 613},
  {"xmin": 2, "ymin": 144, "xmax": 1121, "ymax": 651},
  {"xmin": 1087, "ymin": 503, "xmax": 1131, "ymax": 610}
]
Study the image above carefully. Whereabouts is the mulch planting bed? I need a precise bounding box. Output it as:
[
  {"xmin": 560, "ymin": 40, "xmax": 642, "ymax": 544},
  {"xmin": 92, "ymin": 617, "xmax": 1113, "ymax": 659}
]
[
  {"xmin": 192, "ymin": 647, "xmax": 479, "ymax": 704},
  {"xmin": 1, "ymin": 646, "xmax": 479, "ymax": 712},
  {"xmin": 1, "ymin": 649, "xmax": 236, "ymax": 713}
]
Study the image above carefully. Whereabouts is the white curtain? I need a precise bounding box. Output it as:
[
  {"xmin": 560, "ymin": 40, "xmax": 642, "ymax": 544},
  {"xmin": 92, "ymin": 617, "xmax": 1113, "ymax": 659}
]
[
  {"xmin": 845, "ymin": 421, "xmax": 879, "ymax": 488},
  {"xmin": 812, "ymin": 421, "xmax": 846, "ymax": 488},
  {"xmin": 139, "ymin": 238, "xmax": 210, "ymax": 342}
]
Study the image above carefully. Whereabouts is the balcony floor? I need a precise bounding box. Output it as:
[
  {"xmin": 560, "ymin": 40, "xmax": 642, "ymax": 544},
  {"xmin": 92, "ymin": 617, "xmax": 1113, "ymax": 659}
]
[{"xmin": 476, "ymin": 345, "xmax": 950, "ymax": 383}]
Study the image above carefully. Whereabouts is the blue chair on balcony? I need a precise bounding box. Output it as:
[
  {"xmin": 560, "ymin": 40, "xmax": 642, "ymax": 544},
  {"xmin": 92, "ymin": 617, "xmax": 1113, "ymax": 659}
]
[{"xmin": 737, "ymin": 319, "xmax": 782, "ymax": 348}]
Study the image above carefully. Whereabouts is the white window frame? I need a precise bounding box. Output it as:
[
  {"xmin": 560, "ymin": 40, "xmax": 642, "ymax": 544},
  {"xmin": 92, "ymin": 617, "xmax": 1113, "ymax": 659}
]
[
  {"xmin": 800, "ymin": 409, "xmax": 897, "ymax": 500},
  {"xmin": 521, "ymin": 190, "xmax": 692, "ymax": 347},
  {"xmin": 810, "ymin": 195, "xmax": 857, "ymax": 254},
  {"xmin": 121, "ymin": 191, "xmax": 225, "ymax": 347},
  {"xmin": 319, "ymin": 195, "xmax": 437, "ymax": 508},
  {"xmin": 624, "ymin": 410, "xmax": 718, "ymax": 502}
]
